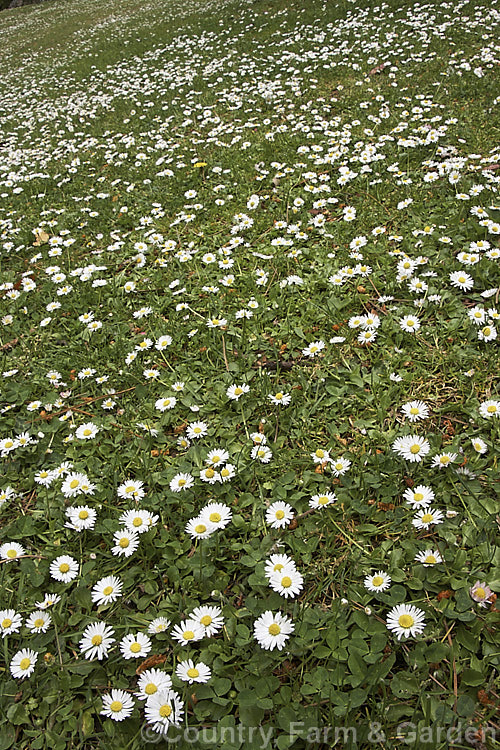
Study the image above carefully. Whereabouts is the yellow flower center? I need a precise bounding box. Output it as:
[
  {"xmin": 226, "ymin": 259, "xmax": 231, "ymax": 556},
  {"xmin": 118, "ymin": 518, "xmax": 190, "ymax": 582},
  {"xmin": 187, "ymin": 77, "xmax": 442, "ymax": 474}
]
[
  {"xmin": 70, "ymin": 479, "xmax": 79, "ymax": 489},
  {"xmin": 4, "ymin": 441, "xmax": 13, "ymax": 449},
  {"xmin": 483, "ymin": 327, "xmax": 491, "ymax": 336},
  {"xmin": 220, "ymin": 468, "xmax": 229, "ymax": 477},
  {"xmin": 110, "ymin": 701, "xmax": 123, "ymax": 712},
  {"xmin": 335, "ymin": 462, "xmax": 343, "ymax": 470},
  {"xmin": 40, "ymin": 471, "xmax": 48, "ymax": 478},
  {"xmin": 103, "ymin": 586, "xmax": 113, "ymax": 596},
  {"xmin": 421, "ymin": 513, "xmax": 433, "ymax": 524},
  {"xmin": 275, "ymin": 510, "xmax": 285, "ymax": 519},
  {"xmin": 205, "ymin": 468, "xmax": 215, "ymax": 478},
  {"xmin": 407, "ymin": 320, "xmax": 415, "ymax": 327},
  {"xmin": 315, "ymin": 449, "xmax": 324, "ymax": 458},
  {"xmin": 187, "ymin": 667, "xmax": 199, "ymax": 678},
  {"xmin": 310, "ymin": 346, "xmax": 318, "ymax": 353},
  {"xmin": 268, "ymin": 624, "xmax": 281, "ymax": 636},
  {"xmin": 59, "ymin": 563, "xmax": 70, "ymax": 573},
  {"xmin": 19, "ymin": 658, "xmax": 31, "ymax": 670},
  {"xmin": 79, "ymin": 510, "xmax": 89, "ymax": 519},
  {"xmin": 195, "ymin": 524, "xmax": 206, "ymax": 534},
  {"xmin": 234, "ymin": 387, "xmax": 242, "ymax": 395},
  {"xmin": 2, "ymin": 618, "xmax": 12, "ymax": 628},
  {"xmin": 91, "ymin": 635, "xmax": 103, "ymax": 646},
  {"xmin": 125, "ymin": 486, "xmax": 135, "ymax": 494},
  {"xmin": 410, "ymin": 407, "xmax": 419, "ymax": 415},
  {"xmin": 200, "ymin": 615, "xmax": 212, "ymax": 626},
  {"xmin": 83, "ymin": 429, "xmax": 92, "ymax": 437},
  {"xmin": 178, "ymin": 479, "xmax": 186, "ymax": 486},
  {"xmin": 34, "ymin": 618, "xmax": 45, "ymax": 628},
  {"xmin": 209, "ymin": 512, "xmax": 221, "ymax": 523},
  {"xmin": 183, "ymin": 630, "xmax": 195, "ymax": 641},
  {"xmin": 211, "ymin": 455, "xmax": 220, "ymax": 464},
  {"xmin": 130, "ymin": 642, "xmax": 141, "ymax": 653},
  {"xmin": 159, "ymin": 704, "xmax": 171, "ymax": 718},
  {"xmin": 425, "ymin": 555, "xmax": 436, "ymax": 564},
  {"xmin": 413, "ymin": 492, "xmax": 424, "ymax": 502},
  {"xmin": 132, "ymin": 518, "xmax": 143, "ymax": 527},
  {"xmin": 281, "ymin": 576, "xmax": 292, "ymax": 588},
  {"xmin": 145, "ymin": 683, "xmax": 157, "ymax": 695},
  {"xmin": 194, "ymin": 428, "xmax": 201, "ymax": 434},
  {"xmin": 487, "ymin": 405, "xmax": 497, "ymax": 413},
  {"xmin": 475, "ymin": 587, "xmax": 486, "ymax": 599},
  {"xmin": 257, "ymin": 449, "xmax": 265, "ymax": 457},
  {"xmin": 398, "ymin": 614, "xmax": 414, "ymax": 629},
  {"xmin": 318, "ymin": 496, "xmax": 329, "ymax": 505},
  {"xmin": 439, "ymin": 456, "xmax": 450, "ymax": 464},
  {"xmin": 6, "ymin": 549, "xmax": 17, "ymax": 559},
  {"xmin": 119, "ymin": 538, "xmax": 129, "ymax": 548},
  {"xmin": 372, "ymin": 576, "xmax": 384, "ymax": 587},
  {"xmin": 275, "ymin": 393, "xmax": 283, "ymax": 400},
  {"xmin": 410, "ymin": 444, "xmax": 421, "ymax": 454}
]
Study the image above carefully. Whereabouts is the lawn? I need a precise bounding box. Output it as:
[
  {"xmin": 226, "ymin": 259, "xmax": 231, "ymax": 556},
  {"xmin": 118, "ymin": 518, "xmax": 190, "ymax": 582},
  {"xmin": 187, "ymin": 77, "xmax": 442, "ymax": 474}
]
[{"xmin": 0, "ymin": 0, "xmax": 499, "ymax": 747}]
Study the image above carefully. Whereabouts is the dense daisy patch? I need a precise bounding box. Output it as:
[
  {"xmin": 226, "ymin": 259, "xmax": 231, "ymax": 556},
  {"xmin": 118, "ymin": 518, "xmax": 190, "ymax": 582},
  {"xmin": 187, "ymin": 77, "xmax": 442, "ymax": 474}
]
[{"xmin": 0, "ymin": 0, "xmax": 499, "ymax": 746}]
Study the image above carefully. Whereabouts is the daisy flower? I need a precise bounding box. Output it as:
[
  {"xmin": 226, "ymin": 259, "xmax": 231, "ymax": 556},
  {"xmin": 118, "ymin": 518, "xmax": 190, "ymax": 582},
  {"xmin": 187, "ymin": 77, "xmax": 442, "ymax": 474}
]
[
  {"xmin": 412, "ymin": 508, "xmax": 445, "ymax": 530},
  {"xmin": 144, "ymin": 689, "xmax": 184, "ymax": 734},
  {"xmin": 50, "ymin": 555, "xmax": 79, "ymax": 583},
  {"xmin": 148, "ymin": 617, "xmax": 171, "ymax": 635},
  {"xmin": 250, "ymin": 432, "xmax": 267, "ymax": 445},
  {"xmin": 309, "ymin": 491, "xmax": 336, "ymax": 509},
  {"xmin": 10, "ymin": 648, "xmax": 38, "ymax": 679},
  {"xmin": 25, "ymin": 610, "xmax": 52, "ymax": 633},
  {"xmin": 401, "ymin": 400, "xmax": 430, "ymax": 422},
  {"xmin": 220, "ymin": 463, "xmax": 236, "ymax": 483},
  {"xmin": 479, "ymin": 400, "xmax": 500, "ymax": 418},
  {"xmin": 264, "ymin": 554, "xmax": 296, "ymax": 579},
  {"xmin": 302, "ymin": 340, "xmax": 325, "ymax": 357},
  {"xmin": 469, "ymin": 581, "xmax": 494, "ymax": 608},
  {"xmin": 189, "ymin": 605, "xmax": 224, "ymax": 637},
  {"xmin": 205, "ymin": 448, "xmax": 229, "ymax": 467},
  {"xmin": 135, "ymin": 668, "xmax": 172, "ymax": 700},
  {"xmin": 403, "ymin": 484, "xmax": 434, "ymax": 509},
  {"xmin": 269, "ymin": 568, "xmax": 304, "ymax": 598},
  {"xmin": 253, "ymin": 611, "xmax": 294, "ymax": 651},
  {"xmin": 471, "ymin": 437, "xmax": 487, "ymax": 454},
  {"xmin": 117, "ymin": 480, "xmax": 146, "ymax": 501},
  {"xmin": 449, "ymin": 271, "xmax": 474, "ymax": 290},
  {"xmin": 185, "ymin": 517, "xmax": 215, "ymax": 539},
  {"xmin": 111, "ymin": 529, "xmax": 140, "ymax": 557},
  {"xmin": 331, "ymin": 456, "xmax": 351, "ymax": 476},
  {"xmin": 169, "ymin": 473, "xmax": 194, "ymax": 492},
  {"xmin": 199, "ymin": 466, "xmax": 221, "ymax": 484},
  {"xmin": 75, "ymin": 422, "xmax": 100, "ymax": 440},
  {"xmin": 364, "ymin": 571, "xmax": 391, "ymax": 592},
  {"xmin": 414, "ymin": 550, "xmax": 443, "ymax": 566},
  {"xmin": 65, "ymin": 506, "xmax": 97, "ymax": 532},
  {"xmin": 120, "ymin": 632, "xmax": 152, "ymax": 659},
  {"xmin": 431, "ymin": 452, "xmax": 457, "ymax": 469},
  {"xmin": 155, "ymin": 396, "xmax": 177, "ymax": 412},
  {"xmin": 251, "ymin": 445, "xmax": 273, "ymax": 463},
  {"xmin": 170, "ymin": 619, "xmax": 204, "ymax": 645},
  {"xmin": 227, "ymin": 384, "xmax": 250, "ymax": 400},
  {"xmin": 186, "ymin": 421, "xmax": 208, "ymax": 439},
  {"xmin": 265, "ymin": 501, "xmax": 294, "ymax": 529},
  {"xmin": 91, "ymin": 575, "xmax": 123, "ymax": 606},
  {"xmin": 35, "ymin": 593, "xmax": 61, "ymax": 610},
  {"xmin": 61, "ymin": 472, "xmax": 91, "ymax": 498},
  {"xmin": 100, "ymin": 689, "xmax": 135, "ymax": 721},
  {"xmin": 311, "ymin": 448, "xmax": 331, "ymax": 464},
  {"xmin": 392, "ymin": 435, "xmax": 430, "ymax": 463},
  {"xmin": 268, "ymin": 392, "xmax": 291, "ymax": 406},
  {"xmin": 119, "ymin": 509, "xmax": 158, "ymax": 533},
  {"xmin": 176, "ymin": 660, "xmax": 211, "ymax": 684},
  {"xmin": 399, "ymin": 315, "xmax": 421, "ymax": 333},
  {"xmin": 199, "ymin": 502, "xmax": 232, "ymax": 530},
  {"xmin": 386, "ymin": 604, "xmax": 426, "ymax": 640},
  {"xmin": 0, "ymin": 609, "xmax": 23, "ymax": 637},
  {"xmin": 0, "ymin": 542, "xmax": 25, "ymax": 562}
]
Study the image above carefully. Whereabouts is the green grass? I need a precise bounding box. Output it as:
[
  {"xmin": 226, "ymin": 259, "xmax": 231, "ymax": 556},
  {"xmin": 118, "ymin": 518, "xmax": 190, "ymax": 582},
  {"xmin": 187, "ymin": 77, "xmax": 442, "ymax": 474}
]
[{"xmin": 0, "ymin": 0, "xmax": 499, "ymax": 747}]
